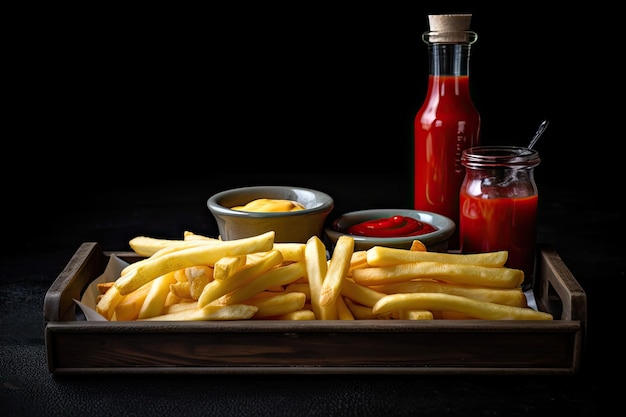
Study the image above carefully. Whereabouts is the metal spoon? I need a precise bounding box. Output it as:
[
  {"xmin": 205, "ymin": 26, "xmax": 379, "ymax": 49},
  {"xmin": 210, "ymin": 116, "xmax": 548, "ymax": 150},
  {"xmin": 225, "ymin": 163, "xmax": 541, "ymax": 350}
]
[{"xmin": 527, "ymin": 119, "xmax": 549, "ymax": 150}]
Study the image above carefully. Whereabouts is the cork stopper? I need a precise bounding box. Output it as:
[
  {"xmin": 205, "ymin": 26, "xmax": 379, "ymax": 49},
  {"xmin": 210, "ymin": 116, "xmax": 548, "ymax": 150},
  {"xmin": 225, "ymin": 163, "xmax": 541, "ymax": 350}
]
[{"xmin": 426, "ymin": 14, "xmax": 475, "ymax": 44}]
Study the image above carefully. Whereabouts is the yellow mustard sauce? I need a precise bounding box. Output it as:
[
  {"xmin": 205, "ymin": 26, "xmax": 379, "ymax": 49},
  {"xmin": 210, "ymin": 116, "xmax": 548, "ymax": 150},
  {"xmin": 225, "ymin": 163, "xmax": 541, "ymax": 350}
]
[{"xmin": 231, "ymin": 198, "xmax": 305, "ymax": 212}]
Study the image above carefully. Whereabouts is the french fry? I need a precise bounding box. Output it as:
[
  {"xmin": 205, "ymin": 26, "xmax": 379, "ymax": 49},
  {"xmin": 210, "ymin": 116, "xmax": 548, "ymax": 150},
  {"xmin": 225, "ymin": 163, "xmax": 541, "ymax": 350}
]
[
  {"xmin": 372, "ymin": 293, "xmax": 553, "ymax": 320},
  {"xmin": 97, "ymin": 281, "xmax": 115, "ymax": 294},
  {"xmin": 268, "ymin": 310, "xmax": 316, "ymax": 320},
  {"xmin": 344, "ymin": 298, "xmax": 377, "ymax": 320},
  {"xmin": 273, "ymin": 242, "xmax": 306, "ymax": 262},
  {"xmin": 113, "ymin": 281, "xmax": 153, "ymax": 321},
  {"xmin": 398, "ymin": 309, "xmax": 434, "ymax": 320},
  {"xmin": 163, "ymin": 291, "xmax": 183, "ymax": 307},
  {"xmin": 162, "ymin": 298, "xmax": 198, "ymax": 314},
  {"xmin": 284, "ymin": 283, "xmax": 311, "ymax": 300},
  {"xmin": 138, "ymin": 272, "xmax": 177, "ymax": 319},
  {"xmin": 341, "ymin": 279, "xmax": 387, "ymax": 308},
  {"xmin": 351, "ymin": 262, "xmax": 524, "ymax": 289},
  {"xmin": 319, "ymin": 235, "xmax": 354, "ymax": 307},
  {"xmin": 348, "ymin": 251, "xmax": 369, "ymax": 274},
  {"xmin": 246, "ymin": 291, "xmax": 307, "ymax": 318},
  {"xmin": 304, "ymin": 235, "xmax": 330, "ymax": 319},
  {"xmin": 95, "ymin": 285, "xmax": 123, "ymax": 320},
  {"xmin": 213, "ymin": 255, "xmax": 247, "ymax": 281},
  {"xmin": 409, "ymin": 240, "xmax": 427, "ymax": 252},
  {"xmin": 169, "ymin": 281, "xmax": 191, "ymax": 299},
  {"xmin": 116, "ymin": 231, "xmax": 275, "ymax": 295},
  {"xmin": 336, "ymin": 295, "xmax": 355, "ymax": 320},
  {"xmin": 216, "ymin": 261, "xmax": 306, "ymax": 305},
  {"xmin": 183, "ymin": 231, "xmax": 220, "ymax": 241},
  {"xmin": 183, "ymin": 265, "xmax": 214, "ymax": 300},
  {"xmin": 198, "ymin": 250, "xmax": 283, "ymax": 307},
  {"xmin": 141, "ymin": 304, "xmax": 258, "ymax": 321},
  {"xmin": 370, "ymin": 281, "xmax": 528, "ymax": 307},
  {"xmin": 162, "ymin": 300, "xmax": 199, "ymax": 315},
  {"xmin": 129, "ymin": 236, "xmax": 217, "ymax": 258},
  {"xmin": 366, "ymin": 246, "xmax": 509, "ymax": 267}
]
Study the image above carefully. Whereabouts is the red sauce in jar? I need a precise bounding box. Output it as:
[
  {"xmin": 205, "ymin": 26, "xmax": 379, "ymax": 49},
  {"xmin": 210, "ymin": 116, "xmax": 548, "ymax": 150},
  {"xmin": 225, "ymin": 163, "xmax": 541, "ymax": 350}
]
[{"xmin": 347, "ymin": 216, "xmax": 437, "ymax": 238}]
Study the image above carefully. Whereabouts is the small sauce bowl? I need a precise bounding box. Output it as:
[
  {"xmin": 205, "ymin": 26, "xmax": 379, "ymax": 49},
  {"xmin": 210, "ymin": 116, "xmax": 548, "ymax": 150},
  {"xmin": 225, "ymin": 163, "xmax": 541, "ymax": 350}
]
[{"xmin": 325, "ymin": 209, "xmax": 455, "ymax": 253}]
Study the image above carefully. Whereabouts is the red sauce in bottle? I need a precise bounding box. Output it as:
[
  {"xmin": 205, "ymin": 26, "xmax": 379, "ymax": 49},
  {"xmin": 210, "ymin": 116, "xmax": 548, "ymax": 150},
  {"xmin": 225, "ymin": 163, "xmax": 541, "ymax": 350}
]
[
  {"xmin": 414, "ymin": 74, "xmax": 480, "ymax": 250},
  {"xmin": 347, "ymin": 215, "xmax": 437, "ymax": 238}
]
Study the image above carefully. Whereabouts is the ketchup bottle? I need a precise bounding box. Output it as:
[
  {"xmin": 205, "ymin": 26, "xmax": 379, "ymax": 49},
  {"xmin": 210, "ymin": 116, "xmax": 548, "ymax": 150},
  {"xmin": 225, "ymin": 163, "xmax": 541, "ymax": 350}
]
[{"xmin": 413, "ymin": 14, "xmax": 480, "ymax": 250}]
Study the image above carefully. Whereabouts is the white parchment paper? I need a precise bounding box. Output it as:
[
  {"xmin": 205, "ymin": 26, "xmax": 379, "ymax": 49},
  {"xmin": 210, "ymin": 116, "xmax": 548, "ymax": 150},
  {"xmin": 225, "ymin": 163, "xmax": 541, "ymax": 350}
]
[{"xmin": 75, "ymin": 254, "xmax": 130, "ymax": 321}]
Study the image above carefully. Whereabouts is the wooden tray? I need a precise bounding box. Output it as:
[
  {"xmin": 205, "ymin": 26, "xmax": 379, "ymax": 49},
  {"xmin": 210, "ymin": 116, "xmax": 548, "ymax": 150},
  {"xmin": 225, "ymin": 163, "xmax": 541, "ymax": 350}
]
[{"xmin": 44, "ymin": 242, "xmax": 587, "ymax": 375}]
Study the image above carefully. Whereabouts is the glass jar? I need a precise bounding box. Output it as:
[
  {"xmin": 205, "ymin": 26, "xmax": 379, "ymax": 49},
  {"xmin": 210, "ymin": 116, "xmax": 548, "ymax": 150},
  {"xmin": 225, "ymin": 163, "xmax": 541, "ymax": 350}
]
[{"xmin": 459, "ymin": 146, "xmax": 540, "ymax": 291}]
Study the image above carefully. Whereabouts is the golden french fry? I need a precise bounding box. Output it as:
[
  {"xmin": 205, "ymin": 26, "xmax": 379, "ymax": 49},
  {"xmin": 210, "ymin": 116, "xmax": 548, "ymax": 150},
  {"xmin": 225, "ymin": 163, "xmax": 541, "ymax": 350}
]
[
  {"xmin": 128, "ymin": 236, "xmax": 217, "ymax": 259},
  {"xmin": 372, "ymin": 293, "xmax": 553, "ymax": 320},
  {"xmin": 163, "ymin": 291, "xmax": 183, "ymax": 307},
  {"xmin": 398, "ymin": 309, "xmax": 434, "ymax": 320},
  {"xmin": 213, "ymin": 255, "xmax": 247, "ymax": 281},
  {"xmin": 366, "ymin": 246, "xmax": 508, "ymax": 267},
  {"xmin": 351, "ymin": 262, "xmax": 524, "ymax": 289},
  {"xmin": 113, "ymin": 281, "xmax": 153, "ymax": 321},
  {"xmin": 409, "ymin": 240, "xmax": 427, "ymax": 252},
  {"xmin": 319, "ymin": 235, "xmax": 354, "ymax": 307},
  {"xmin": 141, "ymin": 303, "xmax": 258, "ymax": 321},
  {"xmin": 343, "ymin": 298, "xmax": 378, "ymax": 319},
  {"xmin": 198, "ymin": 250, "xmax": 283, "ymax": 307},
  {"xmin": 268, "ymin": 310, "xmax": 316, "ymax": 320},
  {"xmin": 169, "ymin": 281, "xmax": 191, "ymax": 299},
  {"xmin": 246, "ymin": 291, "xmax": 307, "ymax": 318},
  {"xmin": 340, "ymin": 279, "xmax": 387, "ymax": 308},
  {"xmin": 95, "ymin": 285, "xmax": 123, "ymax": 320},
  {"xmin": 138, "ymin": 272, "xmax": 177, "ymax": 319},
  {"xmin": 304, "ymin": 235, "xmax": 330, "ymax": 319},
  {"xmin": 438, "ymin": 311, "xmax": 476, "ymax": 320},
  {"xmin": 336, "ymin": 295, "xmax": 355, "ymax": 320},
  {"xmin": 96, "ymin": 281, "xmax": 115, "ymax": 294},
  {"xmin": 116, "ymin": 231, "xmax": 275, "ymax": 295},
  {"xmin": 183, "ymin": 231, "xmax": 219, "ymax": 241},
  {"xmin": 273, "ymin": 242, "xmax": 306, "ymax": 262},
  {"xmin": 217, "ymin": 261, "xmax": 306, "ymax": 305},
  {"xmin": 162, "ymin": 300, "xmax": 199, "ymax": 315},
  {"xmin": 284, "ymin": 283, "xmax": 311, "ymax": 300},
  {"xmin": 370, "ymin": 281, "xmax": 528, "ymax": 307},
  {"xmin": 184, "ymin": 265, "xmax": 214, "ymax": 300},
  {"xmin": 348, "ymin": 251, "xmax": 369, "ymax": 274}
]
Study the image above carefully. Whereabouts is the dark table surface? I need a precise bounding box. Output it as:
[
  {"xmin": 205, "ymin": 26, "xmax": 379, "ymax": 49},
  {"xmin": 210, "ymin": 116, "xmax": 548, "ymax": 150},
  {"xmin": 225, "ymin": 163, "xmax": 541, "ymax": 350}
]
[{"xmin": 2, "ymin": 171, "xmax": 623, "ymax": 416}]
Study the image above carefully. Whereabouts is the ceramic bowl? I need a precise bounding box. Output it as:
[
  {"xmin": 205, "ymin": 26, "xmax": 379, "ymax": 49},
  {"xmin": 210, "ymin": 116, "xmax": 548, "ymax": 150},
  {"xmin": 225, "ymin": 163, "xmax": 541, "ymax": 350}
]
[
  {"xmin": 325, "ymin": 208, "xmax": 455, "ymax": 252},
  {"xmin": 207, "ymin": 185, "xmax": 334, "ymax": 243}
]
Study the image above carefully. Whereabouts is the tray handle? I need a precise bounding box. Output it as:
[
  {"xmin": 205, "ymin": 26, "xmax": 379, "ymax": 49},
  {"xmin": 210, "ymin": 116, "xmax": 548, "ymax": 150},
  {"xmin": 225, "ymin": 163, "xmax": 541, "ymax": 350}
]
[
  {"xmin": 43, "ymin": 242, "xmax": 109, "ymax": 322},
  {"xmin": 535, "ymin": 244, "xmax": 587, "ymax": 326}
]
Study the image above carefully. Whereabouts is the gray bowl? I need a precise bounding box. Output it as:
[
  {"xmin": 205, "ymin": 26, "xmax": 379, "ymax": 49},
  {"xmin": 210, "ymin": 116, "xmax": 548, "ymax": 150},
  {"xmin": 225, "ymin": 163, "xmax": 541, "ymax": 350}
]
[
  {"xmin": 325, "ymin": 208, "xmax": 455, "ymax": 252},
  {"xmin": 207, "ymin": 185, "xmax": 334, "ymax": 243}
]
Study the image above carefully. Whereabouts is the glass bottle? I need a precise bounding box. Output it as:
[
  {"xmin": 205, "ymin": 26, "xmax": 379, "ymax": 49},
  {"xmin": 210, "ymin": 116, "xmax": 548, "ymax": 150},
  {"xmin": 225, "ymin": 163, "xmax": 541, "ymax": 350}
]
[
  {"xmin": 413, "ymin": 14, "xmax": 480, "ymax": 250},
  {"xmin": 459, "ymin": 146, "xmax": 541, "ymax": 292}
]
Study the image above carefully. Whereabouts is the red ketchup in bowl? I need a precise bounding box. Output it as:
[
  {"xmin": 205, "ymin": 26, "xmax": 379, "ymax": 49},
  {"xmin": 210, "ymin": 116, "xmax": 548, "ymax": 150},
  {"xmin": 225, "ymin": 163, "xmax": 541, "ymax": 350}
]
[{"xmin": 347, "ymin": 215, "xmax": 437, "ymax": 238}]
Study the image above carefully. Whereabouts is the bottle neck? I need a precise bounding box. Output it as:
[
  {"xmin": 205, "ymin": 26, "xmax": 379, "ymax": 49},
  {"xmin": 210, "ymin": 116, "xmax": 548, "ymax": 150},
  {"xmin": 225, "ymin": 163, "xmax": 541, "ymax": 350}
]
[{"xmin": 428, "ymin": 43, "xmax": 472, "ymax": 77}]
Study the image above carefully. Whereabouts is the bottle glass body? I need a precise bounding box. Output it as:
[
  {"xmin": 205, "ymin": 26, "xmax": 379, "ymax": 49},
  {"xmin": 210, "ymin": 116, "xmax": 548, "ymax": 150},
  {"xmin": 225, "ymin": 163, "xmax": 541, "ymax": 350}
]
[
  {"xmin": 459, "ymin": 146, "xmax": 540, "ymax": 291},
  {"xmin": 413, "ymin": 35, "xmax": 480, "ymax": 250}
]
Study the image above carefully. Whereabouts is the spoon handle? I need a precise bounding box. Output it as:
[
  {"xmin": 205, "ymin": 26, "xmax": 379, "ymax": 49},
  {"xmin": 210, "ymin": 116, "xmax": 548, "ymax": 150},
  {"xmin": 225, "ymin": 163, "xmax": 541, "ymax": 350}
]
[{"xmin": 528, "ymin": 119, "xmax": 549, "ymax": 150}]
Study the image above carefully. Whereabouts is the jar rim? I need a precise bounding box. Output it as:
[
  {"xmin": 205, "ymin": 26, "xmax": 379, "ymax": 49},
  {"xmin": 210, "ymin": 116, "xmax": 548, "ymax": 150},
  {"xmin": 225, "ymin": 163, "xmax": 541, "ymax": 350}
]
[{"xmin": 461, "ymin": 146, "xmax": 540, "ymax": 168}]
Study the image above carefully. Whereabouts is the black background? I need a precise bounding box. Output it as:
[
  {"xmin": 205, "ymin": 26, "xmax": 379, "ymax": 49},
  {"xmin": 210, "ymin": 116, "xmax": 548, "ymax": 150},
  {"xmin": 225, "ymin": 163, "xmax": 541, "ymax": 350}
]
[{"xmin": 7, "ymin": 2, "xmax": 621, "ymax": 244}]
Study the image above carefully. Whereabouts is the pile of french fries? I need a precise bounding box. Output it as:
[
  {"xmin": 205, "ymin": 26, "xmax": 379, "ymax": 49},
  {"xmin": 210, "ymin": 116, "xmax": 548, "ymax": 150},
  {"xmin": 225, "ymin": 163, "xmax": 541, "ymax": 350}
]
[{"xmin": 95, "ymin": 230, "xmax": 553, "ymax": 321}]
